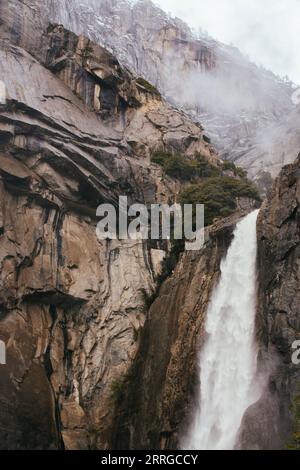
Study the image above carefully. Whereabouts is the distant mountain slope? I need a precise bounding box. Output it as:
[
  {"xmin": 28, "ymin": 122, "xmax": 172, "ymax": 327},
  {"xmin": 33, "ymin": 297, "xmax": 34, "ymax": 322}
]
[{"xmin": 43, "ymin": 0, "xmax": 300, "ymax": 181}]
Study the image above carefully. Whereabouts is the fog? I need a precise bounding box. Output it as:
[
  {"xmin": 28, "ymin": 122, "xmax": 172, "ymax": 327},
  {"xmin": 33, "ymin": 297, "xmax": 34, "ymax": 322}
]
[
  {"xmin": 45, "ymin": 0, "xmax": 300, "ymax": 176},
  {"xmin": 156, "ymin": 0, "xmax": 300, "ymax": 85}
]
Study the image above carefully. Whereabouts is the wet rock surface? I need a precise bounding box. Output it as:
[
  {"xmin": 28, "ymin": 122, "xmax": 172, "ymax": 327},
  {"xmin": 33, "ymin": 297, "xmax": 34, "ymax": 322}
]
[
  {"xmin": 0, "ymin": 0, "xmax": 299, "ymax": 452},
  {"xmin": 237, "ymin": 154, "xmax": 300, "ymax": 449}
]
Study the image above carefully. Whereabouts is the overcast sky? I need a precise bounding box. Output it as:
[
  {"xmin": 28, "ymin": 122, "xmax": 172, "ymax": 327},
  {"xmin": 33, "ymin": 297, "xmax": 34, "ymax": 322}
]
[{"xmin": 155, "ymin": 0, "xmax": 300, "ymax": 85}]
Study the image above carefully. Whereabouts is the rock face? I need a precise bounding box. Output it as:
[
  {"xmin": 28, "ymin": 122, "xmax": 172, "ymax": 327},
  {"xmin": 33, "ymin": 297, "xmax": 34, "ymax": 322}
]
[
  {"xmin": 0, "ymin": 0, "xmax": 219, "ymax": 450},
  {"xmin": 237, "ymin": 154, "xmax": 300, "ymax": 450},
  {"xmin": 42, "ymin": 0, "xmax": 300, "ymax": 180},
  {"xmin": 110, "ymin": 213, "xmax": 250, "ymax": 450},
  {"xmin": 1, "ymin": 0, "xmax": 298, "ymax": 452}
]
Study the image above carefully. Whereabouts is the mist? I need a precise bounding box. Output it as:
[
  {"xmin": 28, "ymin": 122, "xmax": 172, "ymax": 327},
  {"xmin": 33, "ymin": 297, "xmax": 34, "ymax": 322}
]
[
  {"xmin": 155, "ymin": 0, "xmax": 300, "ymax": 85},
  {"xmin": 45, "ymin": 0, "xmax": 300, "ymax": 177}
]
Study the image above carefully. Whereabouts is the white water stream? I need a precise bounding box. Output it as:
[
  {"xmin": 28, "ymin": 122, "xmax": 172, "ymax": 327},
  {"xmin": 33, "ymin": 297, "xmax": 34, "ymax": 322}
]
[{"xmin": 184, "ymin": 210, "xmax": 261, "ymax": 450}]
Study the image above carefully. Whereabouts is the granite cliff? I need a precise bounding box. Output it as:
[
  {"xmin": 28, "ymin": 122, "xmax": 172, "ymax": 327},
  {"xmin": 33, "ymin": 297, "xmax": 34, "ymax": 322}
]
[
  {"xmin": 0, "ymin": 0, "xmax": 299, "ymax": 452},
  {"xmin": 236, "ymin": 154, "xmax": 300, "ymax": 449},
  {"xmin": 0, "ymin": 0, "xmax": 219, "ymax": 449},
  {"xmin": 42, "ymin": 0, "xmax": 300, "ymax": 183}
]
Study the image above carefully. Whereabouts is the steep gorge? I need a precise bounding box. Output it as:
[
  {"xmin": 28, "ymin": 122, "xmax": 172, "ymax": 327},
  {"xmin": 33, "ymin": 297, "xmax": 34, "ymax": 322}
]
[
  {"xmin": 0, "ymin": 0, "xmax": 299, "ymax": 452},
  {"xmin": 111, "ymin": 157, "xmax": 300, "ymax": 451},
  {"xmin": 237, "ymin": 154, "xmax": 300, "ymax": 450}
]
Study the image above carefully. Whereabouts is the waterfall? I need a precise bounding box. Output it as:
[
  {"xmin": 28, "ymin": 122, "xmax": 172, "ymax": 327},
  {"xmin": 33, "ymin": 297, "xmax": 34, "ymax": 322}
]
[{"xmin": 183, "ymin": 210, "xmax": 261, "ymax": 450}]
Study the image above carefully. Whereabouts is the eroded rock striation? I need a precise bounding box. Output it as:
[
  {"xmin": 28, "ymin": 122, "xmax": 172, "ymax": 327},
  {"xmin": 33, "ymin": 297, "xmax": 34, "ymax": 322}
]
[
  {"xmin": 41, "ymin": 0, "xmax": 300, "ymax": 181},
  {"xmin": 0, "ymin": 1, "xmax": 219, "ymax": 450},
  {"xmin": 1, "ymin": 0, "xmax": 299, "ymax": 452}
]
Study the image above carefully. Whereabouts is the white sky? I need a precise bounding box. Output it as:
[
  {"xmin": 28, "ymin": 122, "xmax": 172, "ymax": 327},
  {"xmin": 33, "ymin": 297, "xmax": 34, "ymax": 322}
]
[{"xmin": 155, "ymin": 0, "xmax": 300, "ymax": 84}]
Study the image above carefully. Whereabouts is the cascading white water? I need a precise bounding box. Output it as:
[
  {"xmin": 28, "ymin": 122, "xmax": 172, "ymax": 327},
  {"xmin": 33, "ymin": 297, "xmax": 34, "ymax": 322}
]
[{"xmin": 183, "ymin": 210, "xmax": 261, "ymax": 450}]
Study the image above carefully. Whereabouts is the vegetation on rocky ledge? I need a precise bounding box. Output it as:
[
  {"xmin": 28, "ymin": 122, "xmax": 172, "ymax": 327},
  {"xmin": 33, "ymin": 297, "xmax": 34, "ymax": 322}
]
[
  {"xmin": 151, "ymin": 150, "xmax": 260, "ymax": 244},
  {"xmin": 136, "ymin": 77, "xmax": 161, "ymax": 97},
  {"xmin": 151, "ymin": 150, "xmax": 249, "ymax": 183},
  {"xmin": 222, "ymin": 160, "xmax": 247, "ymax": 178},
  {"xmin": 179, "ymin": 176, "xmax": 260, "ymax": 226},
  {"xmin": 151, "ymin": 151, "xmax": 220, "ymax": 181},
  {"xmin": 151, "ymin": 150, "xmax": 260, "ymax": 226}
]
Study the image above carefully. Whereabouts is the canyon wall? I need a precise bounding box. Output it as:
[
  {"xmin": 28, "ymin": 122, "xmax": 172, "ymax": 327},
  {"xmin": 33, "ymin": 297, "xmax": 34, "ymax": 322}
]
[
  {"xmin": 0, "ymin": 0, "xmax": 299, "ymax": 452},
  {"xmin": 237, "ymin": 154, "xmax": 300, "ymax": 449},
  {"xmin": 111, "ymin": 153, "xmax": 300, "ymax": 451},
  {"xmin": 0, "ymin": 1, "xmax": 218, "ymax": 449}
]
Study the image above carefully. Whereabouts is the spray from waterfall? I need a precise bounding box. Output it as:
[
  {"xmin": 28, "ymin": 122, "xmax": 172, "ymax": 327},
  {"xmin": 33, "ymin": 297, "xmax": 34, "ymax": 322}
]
[{"xmin": 183, "ymin": 210, "xmax": 261, "ymax": 450}]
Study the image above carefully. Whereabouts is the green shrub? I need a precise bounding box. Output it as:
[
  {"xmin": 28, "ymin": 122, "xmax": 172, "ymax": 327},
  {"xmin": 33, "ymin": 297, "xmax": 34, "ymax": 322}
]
[
  {"xmin": 235, "ymin": 166, "xmax": 248, "ymax": 179},
  {"xmin": 152, "ymin": 153, "xmax": 249, "ymax": 182},
  {"xmin": 179, "ymin": 176, "xmax": 260, "ymax": 226},
  {"xmin": 136, "ymin": 77, "xmax": 161, "ymax": 97},
  {"xmin": 222, "ymin": 161, "xmax": 247, "ymax": 178},
  {"xmin": 151, "ymin": 151, "xmax": 220, "ymax": 181}
]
